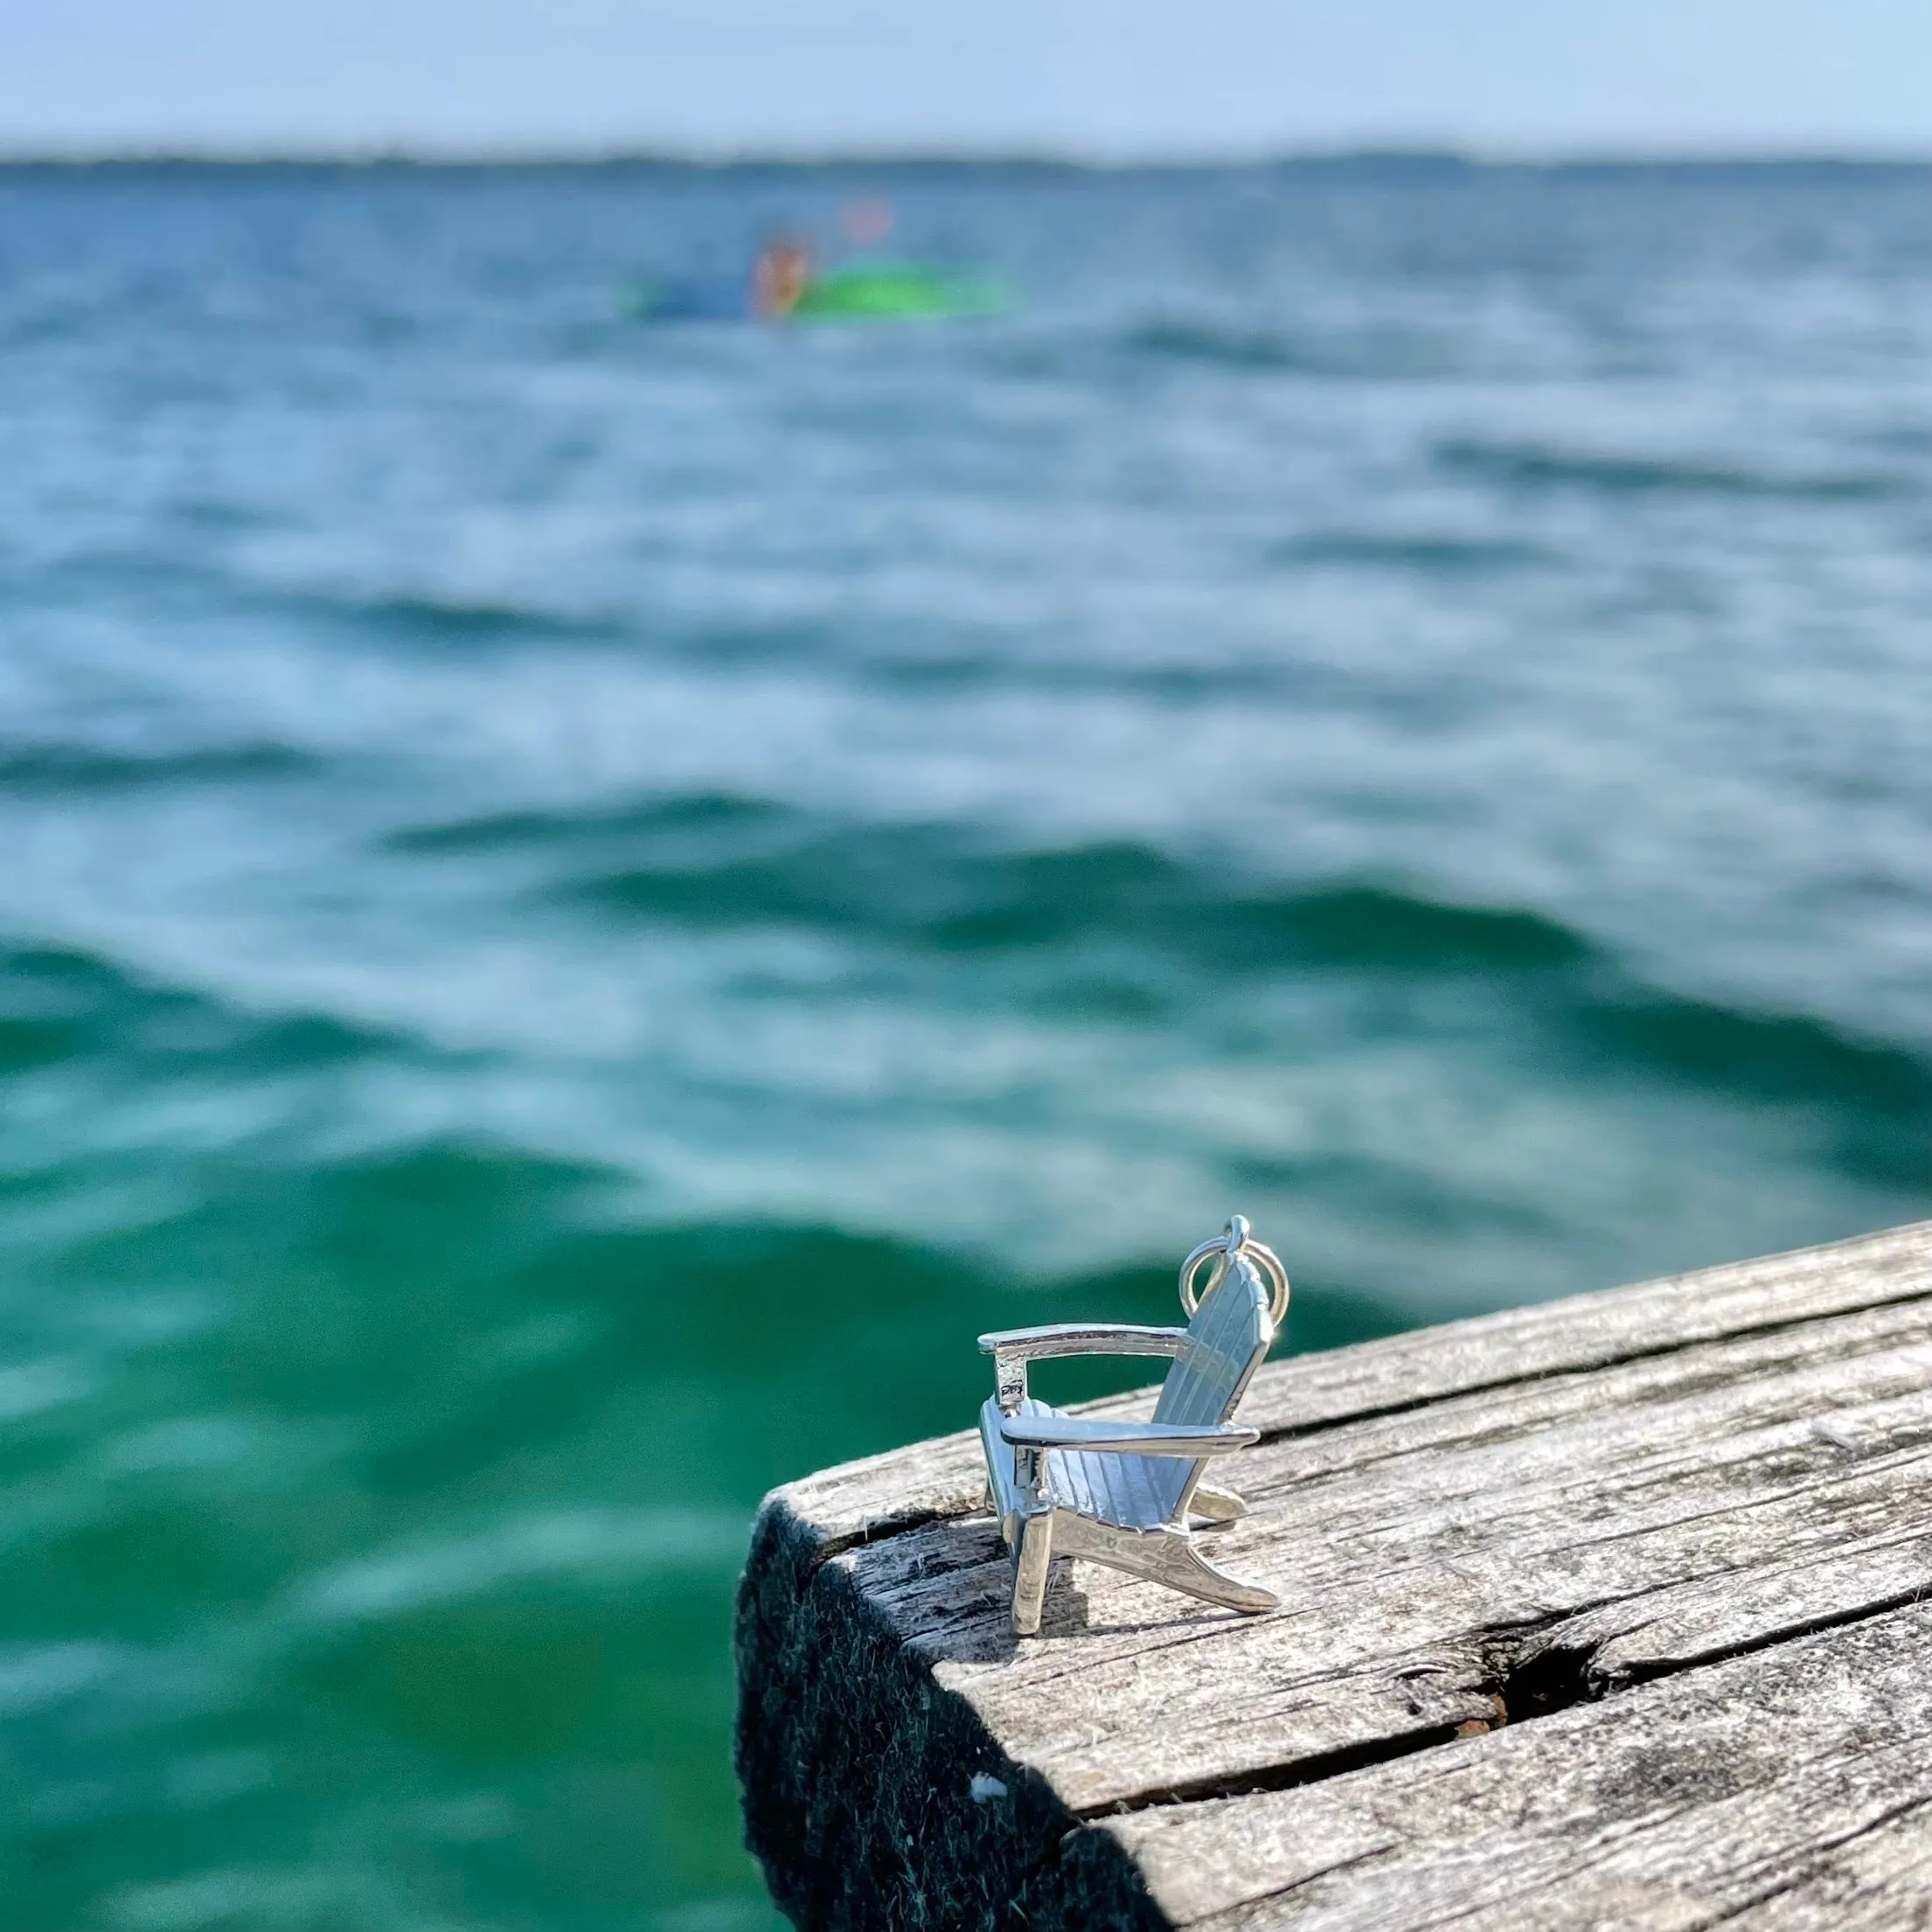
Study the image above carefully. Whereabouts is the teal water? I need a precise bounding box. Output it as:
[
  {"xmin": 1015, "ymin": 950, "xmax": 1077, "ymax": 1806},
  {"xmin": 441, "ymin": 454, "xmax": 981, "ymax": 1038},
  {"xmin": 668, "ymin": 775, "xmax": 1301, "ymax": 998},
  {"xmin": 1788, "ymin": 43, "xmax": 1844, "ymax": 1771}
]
[{"xmin": 2, "ymin": 158, "xmax": 1930, "ymax": 1929}]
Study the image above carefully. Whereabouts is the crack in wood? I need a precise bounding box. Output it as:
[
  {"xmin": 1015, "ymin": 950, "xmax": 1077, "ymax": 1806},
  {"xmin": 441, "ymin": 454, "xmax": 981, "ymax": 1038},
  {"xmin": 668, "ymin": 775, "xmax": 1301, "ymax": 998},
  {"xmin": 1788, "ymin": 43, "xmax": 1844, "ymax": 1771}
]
[
  {"xmin": 1602, "ymin": 1576, "xmax": 1932, "ymax": 1692},
  {"xmin": 1075, "ymin": 1575, "xmax": 1932, "ymax": 1823}
]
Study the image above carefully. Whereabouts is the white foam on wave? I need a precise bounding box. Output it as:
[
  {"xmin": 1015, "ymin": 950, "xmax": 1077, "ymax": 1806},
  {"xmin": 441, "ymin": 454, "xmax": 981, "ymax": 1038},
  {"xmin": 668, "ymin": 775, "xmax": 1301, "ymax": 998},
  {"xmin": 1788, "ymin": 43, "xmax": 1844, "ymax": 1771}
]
[{"xmin": 289, "ymin": 1507, "xmax": 749, "ymax": 1626}]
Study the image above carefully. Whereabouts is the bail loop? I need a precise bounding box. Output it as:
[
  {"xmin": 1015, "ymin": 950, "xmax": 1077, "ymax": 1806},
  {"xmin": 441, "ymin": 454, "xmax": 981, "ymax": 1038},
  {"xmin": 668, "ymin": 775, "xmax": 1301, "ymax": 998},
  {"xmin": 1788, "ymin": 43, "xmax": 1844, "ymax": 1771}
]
[{"xmin": 1178, "ymin": 1216, "xmax": 1289, "ymax": 1327}]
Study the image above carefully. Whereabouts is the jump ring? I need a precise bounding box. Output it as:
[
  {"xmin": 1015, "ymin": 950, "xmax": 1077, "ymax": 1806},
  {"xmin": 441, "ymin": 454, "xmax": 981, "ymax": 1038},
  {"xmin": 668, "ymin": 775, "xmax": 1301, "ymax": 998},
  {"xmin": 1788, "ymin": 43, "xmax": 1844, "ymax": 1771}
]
[
  {"xmin": 1178, "ymin": 1241, "xmax": 1228, "ymax": 1317},
  {"xmin": 1178, "ymin": 1217, "xmax": 1289, "ymax": 1328}
]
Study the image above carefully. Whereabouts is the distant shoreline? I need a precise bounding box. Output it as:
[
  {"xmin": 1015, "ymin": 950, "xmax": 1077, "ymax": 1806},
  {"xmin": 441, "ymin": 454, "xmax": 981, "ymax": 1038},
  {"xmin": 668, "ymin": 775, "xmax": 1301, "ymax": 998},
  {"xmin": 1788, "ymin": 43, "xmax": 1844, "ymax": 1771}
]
[{"xmin": 1, "ymin": 149, "xmax": 1927, "ymax": 178}]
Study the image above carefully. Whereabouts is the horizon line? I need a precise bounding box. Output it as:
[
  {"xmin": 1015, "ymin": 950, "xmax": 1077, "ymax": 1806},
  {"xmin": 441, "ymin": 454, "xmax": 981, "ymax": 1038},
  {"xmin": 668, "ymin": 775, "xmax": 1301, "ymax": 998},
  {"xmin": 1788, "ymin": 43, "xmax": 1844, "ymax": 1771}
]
[{"xmin": 2, "ymin": 142, "xmax": 1929, "ymax": 172}]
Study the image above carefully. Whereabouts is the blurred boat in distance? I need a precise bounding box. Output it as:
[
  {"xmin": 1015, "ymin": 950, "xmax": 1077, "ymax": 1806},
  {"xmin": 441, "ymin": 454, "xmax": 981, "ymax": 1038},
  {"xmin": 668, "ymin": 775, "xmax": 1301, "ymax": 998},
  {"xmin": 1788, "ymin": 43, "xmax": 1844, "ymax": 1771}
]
[
  {"xmin": 619, "ymin": 257, "xmax": 1015, "ymax": 324},
  {"xmin": 619, "ymin": 193, "xmax": 1015, "ymax": 323}
]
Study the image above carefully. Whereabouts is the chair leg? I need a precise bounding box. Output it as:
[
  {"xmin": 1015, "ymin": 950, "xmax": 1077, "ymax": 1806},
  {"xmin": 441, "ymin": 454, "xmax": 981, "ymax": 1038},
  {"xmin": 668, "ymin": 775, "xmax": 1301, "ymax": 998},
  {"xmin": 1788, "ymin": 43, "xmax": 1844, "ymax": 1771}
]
[
  {"xmin": 1190, "ymin": 1484, "xmax": 1248, "ymax": 1524},
  {"xmin": 1065, "ymin": 1522, "xmax": 1276, "ymax": 1615},
  {"xmin": 1010, "ymin": 1513, "xmax": 1054, "ymax": 1636},
  {"xmin": 1155, "ymin": 1535, "xmax": 1277, "ymax": 1614}
]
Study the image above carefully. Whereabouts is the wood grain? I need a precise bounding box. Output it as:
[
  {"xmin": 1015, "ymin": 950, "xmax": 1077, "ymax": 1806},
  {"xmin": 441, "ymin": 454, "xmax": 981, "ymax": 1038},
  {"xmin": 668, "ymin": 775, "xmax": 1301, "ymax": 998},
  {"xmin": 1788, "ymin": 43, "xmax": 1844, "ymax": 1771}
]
[
  {"xmin": 1110, "ymin": 1602, "xmax": 1932, "ymax": 1931},
  {"xmin": 737, "ymin": 1219, "xmax": 1932, "ymax": 1931}
]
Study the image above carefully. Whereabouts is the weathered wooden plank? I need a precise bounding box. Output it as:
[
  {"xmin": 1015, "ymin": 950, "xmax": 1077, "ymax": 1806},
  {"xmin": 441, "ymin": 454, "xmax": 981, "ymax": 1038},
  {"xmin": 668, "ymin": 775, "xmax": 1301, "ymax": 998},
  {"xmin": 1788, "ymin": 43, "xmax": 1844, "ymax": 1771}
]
[
  {"xmin": 737, "ymin": 1220, "xmax": 1932, "ymax": 1932},
  {"xmin": 1721, "ymin": 1800, "xmax": 1932, "ymax": 1931},
  {"xmin": 851, "ymin": 1288, "xmax": 1932, "ymax": 1810},
  {"xmin": 1105, "ymin": 1602, "xmax": 1932, "ymax": 1930}
]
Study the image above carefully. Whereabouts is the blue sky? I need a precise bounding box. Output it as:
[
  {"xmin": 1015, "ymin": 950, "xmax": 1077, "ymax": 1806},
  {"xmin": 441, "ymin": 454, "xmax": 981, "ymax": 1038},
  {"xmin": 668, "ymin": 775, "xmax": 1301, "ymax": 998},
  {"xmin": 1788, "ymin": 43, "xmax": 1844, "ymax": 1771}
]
[{"xmin": 2, "ymin": 0, "xmax": 1927, "ymax": 158}]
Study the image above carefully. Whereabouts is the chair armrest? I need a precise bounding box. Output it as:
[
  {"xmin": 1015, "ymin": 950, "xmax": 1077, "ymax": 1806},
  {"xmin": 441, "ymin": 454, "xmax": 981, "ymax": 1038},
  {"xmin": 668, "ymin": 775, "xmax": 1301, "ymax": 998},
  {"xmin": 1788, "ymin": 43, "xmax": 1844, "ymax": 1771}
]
[
  {"xmin": 978, "ymin": 1323, "xmax": 1189, "ymax": 1359},
  {"xmin": 996, "ymin": 1414, "xmax": 1258, "ymax": 1458},
  {"xmin": 979, "ymin": 1324, "xmax": 1188, "ymax": 1409}
]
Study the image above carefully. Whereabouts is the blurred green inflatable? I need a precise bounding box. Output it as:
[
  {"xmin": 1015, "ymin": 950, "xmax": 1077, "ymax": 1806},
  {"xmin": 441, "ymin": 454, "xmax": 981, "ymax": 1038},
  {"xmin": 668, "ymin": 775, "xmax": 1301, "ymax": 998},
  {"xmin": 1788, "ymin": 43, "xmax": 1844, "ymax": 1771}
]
[
  {"xmin": 790, "ymin": 261, "xmax": 1013, "ymax": 321},
  {"xmin": 618, "ymin": 261, "xmax": 1013, "ymax": 324}
]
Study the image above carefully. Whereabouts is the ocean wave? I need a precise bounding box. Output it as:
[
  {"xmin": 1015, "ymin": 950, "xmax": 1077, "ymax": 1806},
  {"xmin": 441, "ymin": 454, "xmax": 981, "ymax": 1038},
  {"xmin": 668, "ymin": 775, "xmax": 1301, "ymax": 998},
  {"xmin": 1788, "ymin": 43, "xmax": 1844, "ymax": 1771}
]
[
  {"xmin": 290, "ymin": 1508, "xmax": 749, "ymax": 1625},
  {"xmin": 1436, "ymin": 437, "xmax": 1908, "ymax": 500},
  {"xmin": 1129, "ymin": 319, "xmax": 1449, "ymax": 379},
  {"xmin": 1568, "ymin": 991, "xmax": 1932, "ymax": 1188},
  {"xmin": 1269, "ymin": 532, "xmax": 1553, "ymax": 574},
  {"xmin": 1131, "ymin": 319, "xmax": 1334, "ymax": 372},
  {"xmin": 527, "ymin": 805, "xmax": 1597, "ymax": 973},
  {"xmin": 276, "ymin": 587, "xmax": 630, "ymax": 650},
  {"xmin": 7, "ymin": 551, "xmax": 632, "ymax": 657},
  {"xmin": 10, "ymin": 1129, "xmax": 1412, "ymax": 1500},
  {"xmin": 386, "ymin": 790, "xmax": 780, "ymax": 856},
  {"xmin": 0, "ymin": 942, "xmax": 393, "ymax": 1078},
  {"xmin": 0, "ymin": 740, "xmax": 319, "ymax": 796},
  {"xmin": 373, "ymin": 796, "xmax": 1932, "ymax": 1177}
]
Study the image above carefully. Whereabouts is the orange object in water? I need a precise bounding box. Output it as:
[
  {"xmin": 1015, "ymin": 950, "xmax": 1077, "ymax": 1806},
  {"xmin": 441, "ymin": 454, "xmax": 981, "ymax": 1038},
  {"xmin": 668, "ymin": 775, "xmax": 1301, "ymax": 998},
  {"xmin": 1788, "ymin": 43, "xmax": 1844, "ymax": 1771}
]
[{"xmin": 751, "ymin": 233, "xmax": 815, "ymax": 319}]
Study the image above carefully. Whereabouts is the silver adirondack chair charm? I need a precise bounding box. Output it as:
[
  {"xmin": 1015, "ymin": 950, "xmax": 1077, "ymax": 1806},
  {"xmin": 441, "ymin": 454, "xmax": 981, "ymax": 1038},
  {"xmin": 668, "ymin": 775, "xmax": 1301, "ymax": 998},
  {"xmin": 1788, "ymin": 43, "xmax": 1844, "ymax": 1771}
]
[{"xmin": 978, "ymin": 1216, "xmax": 1285, "ymax": 1635}]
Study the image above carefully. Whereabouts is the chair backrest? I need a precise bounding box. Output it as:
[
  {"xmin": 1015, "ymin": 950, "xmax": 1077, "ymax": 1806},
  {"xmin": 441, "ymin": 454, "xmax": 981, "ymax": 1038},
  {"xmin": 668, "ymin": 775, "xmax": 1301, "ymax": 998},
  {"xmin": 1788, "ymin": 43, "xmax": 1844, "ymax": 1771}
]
[{"xmin": 1153, "ymin": 1252, "xmax": 1275, "ymax": 1430}]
